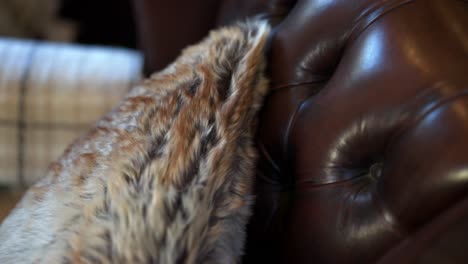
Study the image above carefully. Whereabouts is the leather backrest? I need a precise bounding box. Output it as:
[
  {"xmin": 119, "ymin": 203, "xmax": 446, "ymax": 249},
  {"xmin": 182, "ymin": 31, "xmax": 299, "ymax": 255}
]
[{"xmin": 247, "ymin": 0, "xmax": 468, "ymax": 263}]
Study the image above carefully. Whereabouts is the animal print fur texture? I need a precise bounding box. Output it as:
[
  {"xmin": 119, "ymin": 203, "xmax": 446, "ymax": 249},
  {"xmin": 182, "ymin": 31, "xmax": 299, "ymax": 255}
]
[{"xmin": 0, "ymin": 20, "xmax": 270, "ymax": 263}]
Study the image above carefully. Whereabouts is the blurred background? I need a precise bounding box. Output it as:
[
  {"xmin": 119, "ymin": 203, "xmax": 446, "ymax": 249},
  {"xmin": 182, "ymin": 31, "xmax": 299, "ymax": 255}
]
[
  {"xmin": 0, "ymin": 0, "xmax": 137, "ymax": 46},
  {"xmin": 0, "ymin": 0, "xmax": 143, "ymax": 220}
]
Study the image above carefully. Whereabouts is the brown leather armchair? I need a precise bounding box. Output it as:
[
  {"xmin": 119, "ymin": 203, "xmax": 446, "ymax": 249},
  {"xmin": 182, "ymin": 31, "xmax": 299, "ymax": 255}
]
[{"xmin": 132, "ymin": 0, "xmax": 468, "ymax": 263}]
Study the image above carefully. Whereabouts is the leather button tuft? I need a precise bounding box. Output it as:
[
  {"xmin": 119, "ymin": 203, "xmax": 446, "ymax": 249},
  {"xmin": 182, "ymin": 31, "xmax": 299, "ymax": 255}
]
[{"xmin": 369, "ymin": 162, "xmax": 384, "ymax": 180}]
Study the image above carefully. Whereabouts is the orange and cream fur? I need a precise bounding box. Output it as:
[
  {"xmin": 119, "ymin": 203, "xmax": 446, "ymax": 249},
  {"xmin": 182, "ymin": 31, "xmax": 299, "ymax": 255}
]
[{"xmin": 0, "ymin": 21, "xmax": 270, "ymax": 263}]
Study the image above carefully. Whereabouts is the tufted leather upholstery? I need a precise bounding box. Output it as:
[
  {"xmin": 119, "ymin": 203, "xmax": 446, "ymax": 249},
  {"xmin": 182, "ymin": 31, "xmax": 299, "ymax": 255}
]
[{"xmin": 132, "ymin": 0, "xmax": 468, "ymax": 262}]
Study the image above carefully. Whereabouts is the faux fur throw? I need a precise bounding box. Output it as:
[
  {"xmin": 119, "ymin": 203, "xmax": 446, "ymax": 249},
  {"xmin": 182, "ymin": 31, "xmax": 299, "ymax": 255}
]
[{"xmin": 0, "ymin": 21, "xmax": 270, "ymax": 263}]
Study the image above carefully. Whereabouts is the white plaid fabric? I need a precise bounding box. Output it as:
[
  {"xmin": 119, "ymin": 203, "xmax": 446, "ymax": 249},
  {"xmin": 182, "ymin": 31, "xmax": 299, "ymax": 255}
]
[{"xmin": 0, "ymin": 38, "xmax": 143, "ymax": 186}]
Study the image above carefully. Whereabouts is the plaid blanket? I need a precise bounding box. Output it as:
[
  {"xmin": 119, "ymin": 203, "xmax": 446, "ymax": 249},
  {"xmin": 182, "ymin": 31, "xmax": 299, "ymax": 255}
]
[{"xmin": 0, "ymin": 38, "xmax": 143, "ymax": 186}]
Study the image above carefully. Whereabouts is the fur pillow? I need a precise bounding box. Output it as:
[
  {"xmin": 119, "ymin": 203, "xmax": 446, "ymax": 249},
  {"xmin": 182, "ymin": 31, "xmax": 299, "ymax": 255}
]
[{"xmin": 0, "ymin": 20, "xmax": 270, "ymax": 263}]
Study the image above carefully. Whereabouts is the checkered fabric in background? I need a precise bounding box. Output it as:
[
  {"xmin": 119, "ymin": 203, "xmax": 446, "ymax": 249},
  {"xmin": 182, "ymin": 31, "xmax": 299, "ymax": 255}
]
[{"xmin": 0, "ymin": 38, "xmax": 143, "ymax": 187}]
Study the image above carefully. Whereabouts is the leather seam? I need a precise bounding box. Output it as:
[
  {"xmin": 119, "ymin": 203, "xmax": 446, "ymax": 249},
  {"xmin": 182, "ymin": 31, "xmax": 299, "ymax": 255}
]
[
  {"xmin": 258, "ymin": 141, "xmax": 281, "ymax": 175},
  {"xmin": 347, "ymin": 0, "xmax": 414, "ymax": 45},
  {"xmin": 271, "ymin": 79, "xmax": 328, "ymax": 92},
  {"xmin": 389, "ymin": 89, "xmax": 468, "ymax": 148},
  {"xmin": 282, "ymin": 94, "xmax": 318, "ymax": 168}
]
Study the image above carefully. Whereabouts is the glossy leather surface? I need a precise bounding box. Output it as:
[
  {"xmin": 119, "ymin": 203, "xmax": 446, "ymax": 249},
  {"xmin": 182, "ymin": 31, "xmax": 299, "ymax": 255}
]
[
  {"xmin": 252, "ymin": 0, "xmax": 468, "ymax": 262},
  {"xmin": 132, "ymin": 0, "xmax": 468, "ymax": 262}
]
